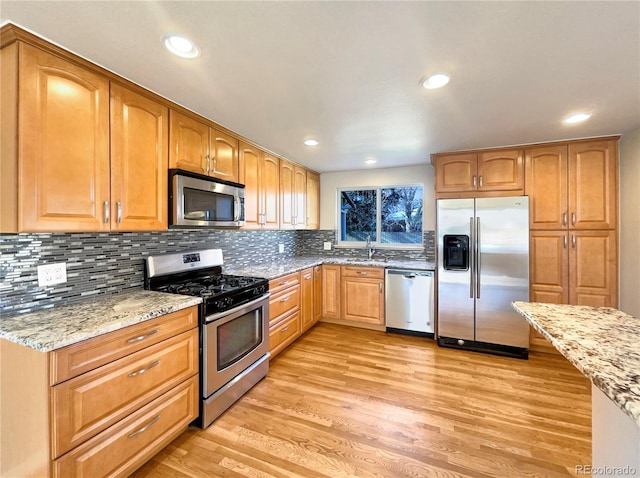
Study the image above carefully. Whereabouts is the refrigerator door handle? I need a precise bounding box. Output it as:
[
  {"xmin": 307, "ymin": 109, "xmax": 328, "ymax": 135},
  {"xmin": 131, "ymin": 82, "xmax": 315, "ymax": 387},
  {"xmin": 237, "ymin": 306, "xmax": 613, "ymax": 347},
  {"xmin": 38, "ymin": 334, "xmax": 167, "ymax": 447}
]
[
  {"xmin": 469, "ymin": 217, "xmax": 475, "ymax": 299},
  {"xmin": 476, "ymin": 217, "xmax": 481, "ymax": 299}
]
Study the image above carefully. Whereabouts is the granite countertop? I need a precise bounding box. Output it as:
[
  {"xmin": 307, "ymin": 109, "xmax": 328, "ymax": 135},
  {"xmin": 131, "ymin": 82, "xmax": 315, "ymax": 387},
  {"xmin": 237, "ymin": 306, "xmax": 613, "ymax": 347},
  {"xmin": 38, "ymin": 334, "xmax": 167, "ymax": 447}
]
[
  {"xmin": 512, "ymin": 301, "xmax": 640, "ymax": 428},
  {"xmin": 225, "ymin": 256, "xmax": 436, "ymax": 280},
  {"xmin": 0, "ymin": 290, "xmax": 202, "ymax": 353}
]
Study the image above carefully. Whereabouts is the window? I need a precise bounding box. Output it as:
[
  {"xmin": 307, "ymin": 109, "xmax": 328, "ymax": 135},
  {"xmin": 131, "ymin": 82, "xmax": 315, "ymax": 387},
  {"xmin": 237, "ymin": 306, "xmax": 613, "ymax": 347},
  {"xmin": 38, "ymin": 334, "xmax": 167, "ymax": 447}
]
[{"xmin": 338, "ymin": 185, "xmax": 423, "ymax": 247}]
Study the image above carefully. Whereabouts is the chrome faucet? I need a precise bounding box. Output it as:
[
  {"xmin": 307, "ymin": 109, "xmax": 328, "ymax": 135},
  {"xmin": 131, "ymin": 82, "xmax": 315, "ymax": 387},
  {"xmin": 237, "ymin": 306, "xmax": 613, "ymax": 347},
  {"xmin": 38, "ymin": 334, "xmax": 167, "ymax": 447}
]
[{"xmin": 365, "ymin": 235, "xmax": 376, "ymax": 260}]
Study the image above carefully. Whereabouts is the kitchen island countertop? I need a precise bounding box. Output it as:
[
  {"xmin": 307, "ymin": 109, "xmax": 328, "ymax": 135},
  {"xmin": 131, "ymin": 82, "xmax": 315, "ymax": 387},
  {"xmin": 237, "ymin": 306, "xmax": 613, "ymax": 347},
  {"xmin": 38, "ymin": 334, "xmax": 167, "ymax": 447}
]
[
  {"xmin": 224, "ymin": 256, "xmax": 436, "ymax": 280},
  {"xmin": 0, "ymin": 290, "xmax": 202, "ymax": 352},
  {"xmin": 512, "ymin": 301, "xmax": 640, "ymax": 428}
]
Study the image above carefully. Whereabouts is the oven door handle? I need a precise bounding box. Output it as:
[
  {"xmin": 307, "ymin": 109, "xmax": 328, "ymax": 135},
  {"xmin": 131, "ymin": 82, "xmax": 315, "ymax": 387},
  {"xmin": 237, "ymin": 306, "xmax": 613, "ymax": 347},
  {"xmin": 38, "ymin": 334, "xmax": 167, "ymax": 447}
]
[{"xmin": 204, "ymin": 293, "xmax": 271, "ymax": 323}]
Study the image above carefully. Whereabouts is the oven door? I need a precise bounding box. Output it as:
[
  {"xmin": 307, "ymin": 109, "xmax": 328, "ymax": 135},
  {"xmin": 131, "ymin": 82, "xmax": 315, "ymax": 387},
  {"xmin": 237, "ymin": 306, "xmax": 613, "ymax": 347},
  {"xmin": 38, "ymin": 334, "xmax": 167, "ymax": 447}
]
[{"xmin": 203, "ymin": 294, "xmax": 269, "ymax": 398}]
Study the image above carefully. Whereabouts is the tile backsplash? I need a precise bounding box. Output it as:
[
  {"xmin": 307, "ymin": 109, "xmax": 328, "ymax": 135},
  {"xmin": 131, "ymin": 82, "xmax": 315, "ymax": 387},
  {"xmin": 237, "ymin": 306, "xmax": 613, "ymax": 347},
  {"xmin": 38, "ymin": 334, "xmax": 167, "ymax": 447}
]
[{"xmin": 1, "ymin": 229, "xmax": 435, "ymax": 315}]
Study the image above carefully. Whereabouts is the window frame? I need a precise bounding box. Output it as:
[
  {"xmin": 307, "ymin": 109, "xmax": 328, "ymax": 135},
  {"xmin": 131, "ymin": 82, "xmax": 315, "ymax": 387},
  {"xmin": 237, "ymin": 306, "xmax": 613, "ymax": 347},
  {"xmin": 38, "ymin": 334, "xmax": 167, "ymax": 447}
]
[{"xmin": 336, "ymin": 183, "xmax": 424, "ymax": 249}]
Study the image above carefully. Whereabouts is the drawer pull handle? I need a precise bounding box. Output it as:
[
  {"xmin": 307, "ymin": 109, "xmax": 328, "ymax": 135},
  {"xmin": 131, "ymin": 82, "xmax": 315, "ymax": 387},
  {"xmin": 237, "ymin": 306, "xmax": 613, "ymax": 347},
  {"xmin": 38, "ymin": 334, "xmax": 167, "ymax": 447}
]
[
  {"xmin": 281, "ymin": 325, "xmax": 290, "ymax": 333},
  {"xmin": 128, "ymin": 415, "xmax": 160, "ymax": 438},
  {"xmin": 128, "ymin": 360, "xmax": 160, "ymax": 378},
  {"xmin": 280, "ymin": 297, "xmax": 290, "ymax": 302},
  {"xmin": 126, "ymin": 329, "xmax": 159, "ymax": 344},
  {"xmin": 358, "ymin": 271, "xmax": 368, "ymax": 275},
  {"xmin": 279, "ymin": 280, "xmax": 290, "ymax": 286},
  {"xmin": 304, "ymin": 274, "xmax": 312, "ymax": 280}
]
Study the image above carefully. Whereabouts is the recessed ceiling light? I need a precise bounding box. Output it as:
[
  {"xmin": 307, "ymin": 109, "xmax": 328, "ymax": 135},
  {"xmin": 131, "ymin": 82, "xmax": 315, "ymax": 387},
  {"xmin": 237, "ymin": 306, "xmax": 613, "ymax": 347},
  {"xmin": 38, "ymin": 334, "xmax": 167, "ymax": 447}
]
[
  {"xmin": 161, "ymin": 33, "xmax": 200, "ymax": 59},
  {"xmin": 365, "ymin": 159, "xmax": 377, "ymax": 165},
  {"xmin": 421, "ymin": 73, "xmax": 450, "ymax": 89},
  {"xmin": 563, "ymin": 113, "xmax": 591, "ymax": 124},
  {"xmin": 304, "ymin": 139, "xmax": 319, "ymax": 146}
]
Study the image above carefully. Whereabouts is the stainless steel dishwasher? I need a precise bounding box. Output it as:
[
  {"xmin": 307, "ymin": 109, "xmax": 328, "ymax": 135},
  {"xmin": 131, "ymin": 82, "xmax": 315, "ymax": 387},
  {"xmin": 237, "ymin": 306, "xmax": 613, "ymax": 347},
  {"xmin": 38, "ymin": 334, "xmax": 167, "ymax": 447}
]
[{"xmin": 385, "ymin": 269, "xmax": 434, "ymax": 336}]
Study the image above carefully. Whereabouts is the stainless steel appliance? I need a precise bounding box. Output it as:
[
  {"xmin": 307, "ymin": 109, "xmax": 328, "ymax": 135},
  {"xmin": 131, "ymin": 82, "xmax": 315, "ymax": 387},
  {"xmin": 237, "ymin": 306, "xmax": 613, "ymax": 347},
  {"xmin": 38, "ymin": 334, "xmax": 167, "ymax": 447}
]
[
  {"xmin": 169, "ymin": 169, "xmax": 245, "ymax": 228},
  {"xmin": 145, "ymin": 249, "xmax": 269, "ymax": 428},
  {"xmin": 385, "ymin": 269, "xmax": 434, "ymax": 336},
  {"xmin": 436, "ymin": 196, "xmax": 530, "ymax": 358}
]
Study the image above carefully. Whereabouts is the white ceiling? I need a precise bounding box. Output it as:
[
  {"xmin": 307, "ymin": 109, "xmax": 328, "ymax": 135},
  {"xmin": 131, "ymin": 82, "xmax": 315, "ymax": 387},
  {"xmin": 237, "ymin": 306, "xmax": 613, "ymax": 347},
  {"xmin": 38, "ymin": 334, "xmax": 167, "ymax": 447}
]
[{"xmin": 2, "ymin": 1, "xmax": 639, "ymax": 173}]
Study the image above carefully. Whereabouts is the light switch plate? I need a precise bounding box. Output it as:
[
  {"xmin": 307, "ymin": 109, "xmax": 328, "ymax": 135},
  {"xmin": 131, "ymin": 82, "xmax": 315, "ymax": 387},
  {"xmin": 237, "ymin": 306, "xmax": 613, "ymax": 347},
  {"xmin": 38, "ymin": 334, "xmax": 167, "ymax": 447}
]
[
  {"xmin": 323, "ymin": 241, "xmax": 332, "ymax": 250},
  {"xmin": 278, "ymin": 243, "xmax": 285, "ymax": 254},
  {"xmin": 37, "ymin": 263, "xmax": 67, "ymax": 287}
]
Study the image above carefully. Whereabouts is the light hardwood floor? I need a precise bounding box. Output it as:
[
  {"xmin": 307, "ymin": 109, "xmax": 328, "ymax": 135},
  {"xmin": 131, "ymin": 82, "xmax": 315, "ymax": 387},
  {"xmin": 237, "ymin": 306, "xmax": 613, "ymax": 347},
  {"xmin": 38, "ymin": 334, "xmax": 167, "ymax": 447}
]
[{"xmin": 131, "ymin": 323, "xmax": 591, "ymax": 478}]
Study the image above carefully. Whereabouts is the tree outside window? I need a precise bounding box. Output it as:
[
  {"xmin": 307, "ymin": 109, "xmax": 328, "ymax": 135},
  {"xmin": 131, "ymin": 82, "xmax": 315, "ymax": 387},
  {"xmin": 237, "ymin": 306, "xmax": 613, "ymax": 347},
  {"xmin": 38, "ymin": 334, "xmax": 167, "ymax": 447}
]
[{"xmin": 338, "ymin": 185, "xmax": 423, "ymax": 246}]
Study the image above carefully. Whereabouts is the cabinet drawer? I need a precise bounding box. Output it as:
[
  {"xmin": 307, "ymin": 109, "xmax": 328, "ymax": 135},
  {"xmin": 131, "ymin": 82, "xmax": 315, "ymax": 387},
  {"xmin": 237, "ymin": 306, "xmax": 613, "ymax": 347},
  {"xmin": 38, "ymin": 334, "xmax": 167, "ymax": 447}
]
[
  {"xmin": 50, "ymin": 306, "xmax": 198, "ymax": 385},
  {"xmin": 51, "ymin": 328, "xmax": 198, "ymax": 458},
  {"xmin": 341, "ymin": 266, "xmax": 384, "ymax": 279},
  {"xmin": 269, "ymin": 311, "xmax": 300, "ymax": 358},
  {"xmin": 269, "ymin": 272, "xmax": 300, "ymax": 295},
  {"xmin": 53, "ymin": 375, "xmax": 198, "ymax": 478},
  {"xmin": 269, "ymin": 284, "xmax": 300, "ymax": 324}
]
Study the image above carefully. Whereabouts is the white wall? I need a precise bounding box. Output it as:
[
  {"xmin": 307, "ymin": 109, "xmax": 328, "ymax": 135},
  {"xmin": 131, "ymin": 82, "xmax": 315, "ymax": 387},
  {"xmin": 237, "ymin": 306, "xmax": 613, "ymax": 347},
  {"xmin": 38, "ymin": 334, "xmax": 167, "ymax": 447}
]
[
  {"xmin": 319, "ymin": 164, "xmax": 435, "ymax": 230},
  {"xmin": 619, "ymin": 128, "xmax": 640, "ymax": 317}
]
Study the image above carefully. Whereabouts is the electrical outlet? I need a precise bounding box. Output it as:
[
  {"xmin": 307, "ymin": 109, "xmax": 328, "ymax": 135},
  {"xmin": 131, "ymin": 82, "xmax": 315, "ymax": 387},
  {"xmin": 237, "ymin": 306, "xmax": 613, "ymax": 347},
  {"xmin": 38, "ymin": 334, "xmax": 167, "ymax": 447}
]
[
  {"xmin": 37, "ymin": 263, "xmax": 67, "ymax": 287},
  {"xmin": 323, "ymin": 241, "xmax": 332, "ymax": 250},
  {"xmin": 278, "ymin": 243, "xmax": 285, "ymax": 254}
]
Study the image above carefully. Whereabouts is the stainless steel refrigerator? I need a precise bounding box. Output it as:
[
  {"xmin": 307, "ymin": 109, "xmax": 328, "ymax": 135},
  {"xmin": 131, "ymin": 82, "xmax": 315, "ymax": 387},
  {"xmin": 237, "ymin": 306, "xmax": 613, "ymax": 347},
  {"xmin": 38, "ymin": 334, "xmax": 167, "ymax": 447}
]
[{"xmin": 436, "ymin": 196, "xmax": 530, "ymax": 358}]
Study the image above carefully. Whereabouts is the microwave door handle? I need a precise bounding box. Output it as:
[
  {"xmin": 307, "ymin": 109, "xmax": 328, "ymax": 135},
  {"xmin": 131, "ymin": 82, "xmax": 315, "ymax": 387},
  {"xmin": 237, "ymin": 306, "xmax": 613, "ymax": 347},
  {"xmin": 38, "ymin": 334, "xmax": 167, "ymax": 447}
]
[{"xmin": 234, "ymin": 196, "xmax": 241, "ymax": 222}]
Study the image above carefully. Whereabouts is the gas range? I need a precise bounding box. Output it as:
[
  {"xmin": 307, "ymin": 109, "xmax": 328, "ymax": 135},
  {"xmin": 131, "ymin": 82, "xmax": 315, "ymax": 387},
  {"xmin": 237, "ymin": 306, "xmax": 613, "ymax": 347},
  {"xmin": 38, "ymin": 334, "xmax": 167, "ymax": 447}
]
[
  {"xmin": 144, "ymin": 248, "xmax": 271, "ymax": 429},
  {"xmin": 144, "ymin": 249, "xmax": 268, "ymax": 319}
]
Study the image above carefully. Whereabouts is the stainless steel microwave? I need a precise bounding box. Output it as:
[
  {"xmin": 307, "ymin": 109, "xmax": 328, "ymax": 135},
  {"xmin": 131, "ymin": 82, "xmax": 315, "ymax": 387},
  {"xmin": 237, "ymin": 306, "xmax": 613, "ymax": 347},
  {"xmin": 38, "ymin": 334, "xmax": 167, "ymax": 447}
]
[{"xmin": 169, "ymin": 169, "xmax": 245, "ymax": 228}]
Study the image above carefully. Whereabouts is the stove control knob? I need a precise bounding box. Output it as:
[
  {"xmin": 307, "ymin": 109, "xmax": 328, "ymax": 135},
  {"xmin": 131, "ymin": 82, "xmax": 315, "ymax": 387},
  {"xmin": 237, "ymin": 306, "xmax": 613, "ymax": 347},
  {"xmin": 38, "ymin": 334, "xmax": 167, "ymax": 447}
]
[
  {"xmin": 225, "ymin": 297, "xmax": 233, "ymax": 306},
  {"xmin": 214, "ymin": 300, "xmax": 225, "ymax": 310}
]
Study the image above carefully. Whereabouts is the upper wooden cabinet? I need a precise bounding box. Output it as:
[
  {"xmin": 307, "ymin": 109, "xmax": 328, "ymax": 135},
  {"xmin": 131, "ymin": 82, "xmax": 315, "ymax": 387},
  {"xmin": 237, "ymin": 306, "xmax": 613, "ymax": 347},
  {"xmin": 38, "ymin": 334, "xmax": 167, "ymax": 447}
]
[
  {"xmin": 110, "ymin": 84, "xmax": 168, "ymax": 231},
  {"xmin": 168, "ymin": 110, "xmax": 208, "ymax": 175},
  {"xmin": 1, "ymin": 43, "xmax": 168, "ymax": 233},
  {"xmin": 294, "ymin": 166, "xmax": 307, "ymax": 229},
  {"xmin": 568, "ymin": 140, "xmax": 617, "ymax": 230},
  {"xmin": 525, "ymin": 139, "xmax": 617, "ymax": 230},
  {"xmin": 306, "ymin": 171, "xmax": 320, "ymax": 230},
  {"xmin": 169, "ymin": 110, "xmax": 239, "ymax": 183},
  {"xmin": 239, "ymin": 142, "xmax": 279, "ymax": 229},
  {"xmin": 279, "ymin": 159, "xmax": 296, "ymax": 229},
  {"xmin": 433, "ymin": 149, "xmax": 523, "ymax": 194},
  {"xmin": 2, "ymin": 43, "xmax": 110, "ymax": 232}
]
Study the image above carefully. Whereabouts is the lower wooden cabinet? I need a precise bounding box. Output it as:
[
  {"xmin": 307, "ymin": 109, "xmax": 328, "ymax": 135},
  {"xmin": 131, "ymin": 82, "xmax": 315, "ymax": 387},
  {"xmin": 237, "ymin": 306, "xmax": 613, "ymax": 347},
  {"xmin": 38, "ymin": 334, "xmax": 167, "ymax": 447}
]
[
  {"xmin": 321, "ymin": 264, "xmax": 341, "ymax": 319},
  {"xmin": 268, "ymin": 267, "xmax": 323, "ymax": 359},
  {"xmin": 0, "ymin": 306, "xmax": 199, "ymax": 478},
  {"xmin": 53, "ymin": 376, "xmax": 198, "ymax": 478},
  {"xmin": 268, "ymin": 272, "xmax": 301, "ymax": 359},
  {"xmin": 51, "ymin": 329, "xmax": 198, "ymax": 457},
  {"xmin": 340, "ymin": 266, "xmax": 385, "ymax": 326},
  {"xmin": 321, "ymin": 265, "xmax": 385, "ymax": 330},
  {"xmin": 269, "ymin": 311, "xmax": 301, "ymax": 358},
  {"xmin": 529, "ymin": 230, "xmax": 617, "ymax": 351}
]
